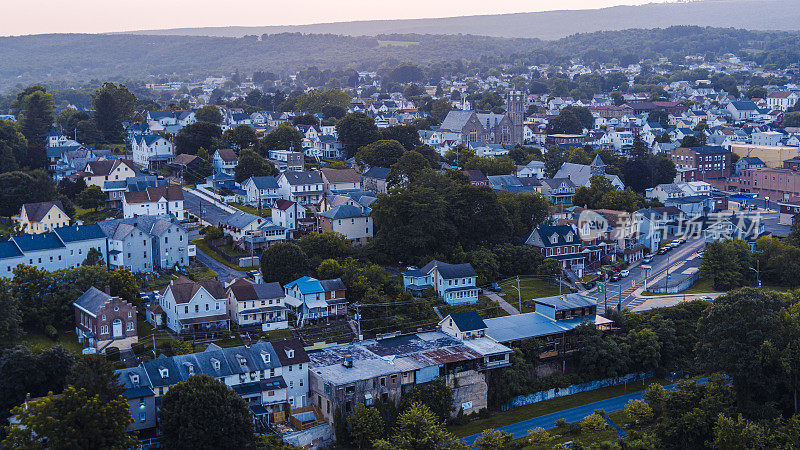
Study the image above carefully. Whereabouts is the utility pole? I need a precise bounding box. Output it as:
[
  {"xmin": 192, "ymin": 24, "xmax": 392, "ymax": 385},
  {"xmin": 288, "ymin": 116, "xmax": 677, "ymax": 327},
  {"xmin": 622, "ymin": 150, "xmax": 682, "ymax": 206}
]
[
  {"xmin": 517, "ymin": 276, "xmax": 522, "ymax": 312},
  {"xmin": 353, "ymin": 303, "xmax": 362, "ymax": 341}
]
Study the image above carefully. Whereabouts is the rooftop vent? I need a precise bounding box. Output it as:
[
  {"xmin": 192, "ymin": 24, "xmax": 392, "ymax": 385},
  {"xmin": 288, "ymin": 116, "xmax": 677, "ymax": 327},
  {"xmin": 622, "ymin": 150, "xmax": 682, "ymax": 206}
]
[{"xmin": 342, "ymin": 356, "xmax": 354, "ymax": 368}]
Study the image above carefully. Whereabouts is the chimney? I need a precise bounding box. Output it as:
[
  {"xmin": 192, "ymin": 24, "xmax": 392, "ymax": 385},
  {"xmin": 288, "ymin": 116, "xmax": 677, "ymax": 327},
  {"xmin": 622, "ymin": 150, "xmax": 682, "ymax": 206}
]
[{"xmin": 105, "ymin": 285, "xmax": 111, "ymax": 295}]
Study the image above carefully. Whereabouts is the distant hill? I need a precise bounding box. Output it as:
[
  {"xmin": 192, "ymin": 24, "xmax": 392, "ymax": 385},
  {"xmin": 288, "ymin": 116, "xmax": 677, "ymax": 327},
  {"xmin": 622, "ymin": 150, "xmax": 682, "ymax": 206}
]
[{"xmin": 122, "ymin": 0, "xmax": 800, "ymax": 40}]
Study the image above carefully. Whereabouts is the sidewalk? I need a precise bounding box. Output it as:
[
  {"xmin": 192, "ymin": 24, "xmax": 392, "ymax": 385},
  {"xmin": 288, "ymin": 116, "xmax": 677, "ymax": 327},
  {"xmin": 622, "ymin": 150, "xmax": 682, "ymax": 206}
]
[{"xmin": 483, "ymin": 290, "xmax": 520, "ymax": 315}]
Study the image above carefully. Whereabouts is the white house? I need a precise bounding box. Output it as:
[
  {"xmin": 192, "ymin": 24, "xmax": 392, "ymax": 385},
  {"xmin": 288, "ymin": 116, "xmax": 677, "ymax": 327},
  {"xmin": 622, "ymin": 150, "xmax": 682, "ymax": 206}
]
[
  {"xmin": 226, "ymin": 278, "xmax": 288, "ymax": 331},
  {"xmin": 241, "ymin": 176, "xmax": 280, "ymax": 207},
  {"xmin": 158, "ymin": 277, "xmax": 229, "ymax": 335},
  {"xmin": 212, "ymin": 148, "xmax": 238, "ymax": 175},
  {"xmin": 131, "ymin": 135, "xmax": 174, "ymax": 168},
  {"xmin": 766, "ymin": 91, "xmax": 799, "ymax": 112},
  {"xmin": 122, "ymin": 186, "xmax": 185, "ymax": 220},
  {"xmin": 402, "ymin": 260, "xmax": 479, "ymax": 305},
  {"xmin": 277, "ymin": 171, "xmax": 324, "ymax": 205}
]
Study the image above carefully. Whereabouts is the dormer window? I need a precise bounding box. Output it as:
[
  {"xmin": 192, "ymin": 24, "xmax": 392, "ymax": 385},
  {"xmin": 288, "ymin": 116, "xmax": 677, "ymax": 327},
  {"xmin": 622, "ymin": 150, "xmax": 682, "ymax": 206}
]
[
  {"xmin": 565, "ymin": 232, "xmax": 573, "ymax": 242},
  {"xmin": 159, "ymin": 367, "xmax": 169, "ymax": 379},
  {"xmin": 211, "ymin": 358, "xmax": 221, "ymax": 371},
  {"xmin": 261, "ymin": 351, "xmax": 270, "ymax": 364},
  {"xmin": 285, "ymin": 349, "xmax": 295, "ymax": 359},
  {"xmin": 236, "ymin": 354, "xmax": 247, "ymax": 368},
  {"xmin": 550, "ymin": 234, "xmax": 558, "ymax": 244},
  {"xmin": 185, "ymin": 363, "xmax": 195, "ymax": 375},
  {"xmin": 129, "ymin": 373, "xmax": 140, "ymax": 386}
]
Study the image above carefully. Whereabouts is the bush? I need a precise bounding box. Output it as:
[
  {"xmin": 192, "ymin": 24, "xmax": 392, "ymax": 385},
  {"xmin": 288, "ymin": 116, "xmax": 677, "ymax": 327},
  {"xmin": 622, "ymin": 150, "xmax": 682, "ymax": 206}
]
[
  {"xmin": 580, "ymin": 413, "xmax": 608, "ymax": 433},
  {"xmin": 131, "ymin": 342, "xmax": 146, "ymax": 356},
  {"xmin": 44, "ymin": 324, "xmax": 59, "ymax": 341},
  {"xmin": 478, "ymin": 408, "xmax": 491, "ymax": 419},
  {"xmin": 555, "ymin": 418, "xmax": 569, "ymax": 431},
  {"xmin": 105, "ymin": 347, "xmax": 120, "ymax": 361}
]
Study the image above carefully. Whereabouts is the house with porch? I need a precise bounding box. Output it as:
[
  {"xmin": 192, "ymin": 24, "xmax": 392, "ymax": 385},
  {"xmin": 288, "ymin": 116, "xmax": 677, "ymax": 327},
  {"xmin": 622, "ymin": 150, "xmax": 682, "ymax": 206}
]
[
  {"xmin": 213, "ymin": 148, "xmax": 239, "ymax": 175},
  {"xmin": 226, "ymin": 278, "xmax": 288, "ymax": 331},
  {"xmin": 540, "ymin": 178, "xmax": 576, "ymax": 208},
  {"xmin": 402, "ymin": 260, "xmax": 479, "ymax": 305},
  {"xmin": 277, "ymin": 171, "xmax": 324, "ymax": 206},
  {"xmin": 122, "ymin": 186, "xmax": 185, "ymax": 220},
  {"xmin": 16, "ymin": 201, "xmax": 70, "ymax": 234},
  {"xmin": 241, "ymin": 176, "xmax": 280, "ymax": 207},
  {"xmin": 157, "ymin": 276, "xmax": 230, "ymax": 337},
  {"xmin": 283, "ymin": 276, "xmax": 347, "ymax": 326},
  {"xmin": 525, "ymin": 224, "xmax": 585, "ymax": 277}
]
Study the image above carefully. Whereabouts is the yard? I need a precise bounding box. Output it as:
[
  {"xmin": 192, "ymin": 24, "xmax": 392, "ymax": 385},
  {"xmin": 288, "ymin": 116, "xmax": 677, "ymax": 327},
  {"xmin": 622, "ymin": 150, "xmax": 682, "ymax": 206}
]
[
  {"xmin": 7, "ymin": 325, "xmax": 84, "ymax": 355},
  {"xmin": 192, "ymin": 238, "xmax": 249, "ymax": 271},
  {"xmin": 447, "ymin": 377, "xmax": 664, "ymax": 438},
  {"xmin": 437, "ymin": 294, "xmax": 510, "ymax": 319},
  {"xmin": 74, "ymin": 207, "xmax": 120, "ymax": 224},
  {"xmin": 229, "ymin": 203, "xmax": 271, "ymax": 217},
  {"xmin": 496, "ymin": 277, "xmax": 563, "ymax": 313}
]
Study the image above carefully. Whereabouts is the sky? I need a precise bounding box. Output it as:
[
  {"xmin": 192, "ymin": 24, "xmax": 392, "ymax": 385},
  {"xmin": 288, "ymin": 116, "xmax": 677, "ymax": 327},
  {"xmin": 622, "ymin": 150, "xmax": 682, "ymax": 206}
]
[{"xmin": 2, "ymin": 0, "xmax": 674, "ymax": 36}]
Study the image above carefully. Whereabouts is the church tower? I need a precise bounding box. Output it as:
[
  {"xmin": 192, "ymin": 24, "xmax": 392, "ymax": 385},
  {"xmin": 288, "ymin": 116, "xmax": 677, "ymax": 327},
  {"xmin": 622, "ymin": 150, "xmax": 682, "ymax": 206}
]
[{"xmin": 506, "ymin": 91, "xmax": 525, "ymax": 145}]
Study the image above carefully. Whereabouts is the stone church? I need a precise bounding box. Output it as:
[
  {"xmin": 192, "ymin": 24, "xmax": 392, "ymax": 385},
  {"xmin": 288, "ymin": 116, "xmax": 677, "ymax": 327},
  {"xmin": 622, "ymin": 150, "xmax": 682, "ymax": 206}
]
[{"xmin": 439, "ymin": 91, "xmax": 525, "ymax": 146}]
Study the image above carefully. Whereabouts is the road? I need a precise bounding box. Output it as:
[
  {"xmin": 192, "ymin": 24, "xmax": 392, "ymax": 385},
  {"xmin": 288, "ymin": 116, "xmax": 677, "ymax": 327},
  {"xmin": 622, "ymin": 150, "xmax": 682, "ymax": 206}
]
[
  {"xmin": 195, "ymin": 247, "xmax": 246, "ymax": 281},
  {"xmin": 461, "ymin": 378, "xmax": 708, "ymax": 446},
  {"xmin": 183, "ymin": 189, "xmax": 233, "ymax": 226},
  {"xmin": 588, "ymin": 237, "xmax": 706, "ymax": 314}
]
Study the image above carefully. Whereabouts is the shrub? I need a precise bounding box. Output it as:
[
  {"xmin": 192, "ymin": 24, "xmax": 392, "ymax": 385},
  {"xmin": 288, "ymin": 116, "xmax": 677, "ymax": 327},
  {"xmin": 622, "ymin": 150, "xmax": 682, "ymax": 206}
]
[
  {"xmin": 105, "ymin": 347, "xmax": 120, "ymax": 361},
  {"xmin": 131, "ymin": 342, "xmax": 146, "ymax": 356},
  {"xmin": 580, "ymin": 413, "xmax": 608, "ymax": 433},
  {"xmin": 44, "ymin": 324, "xmax": 58, "ymax": 340}
]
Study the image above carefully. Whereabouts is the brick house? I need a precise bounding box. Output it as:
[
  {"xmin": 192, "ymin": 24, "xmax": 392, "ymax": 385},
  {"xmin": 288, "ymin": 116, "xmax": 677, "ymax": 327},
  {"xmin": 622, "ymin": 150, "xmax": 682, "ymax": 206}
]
[
  {"xmin": 669, "ymin": 146, "xmax": 731, "ymax": 182},
  {"xmin": 73, "ymin": 286, "xmax": 138, "ymax": 352}
]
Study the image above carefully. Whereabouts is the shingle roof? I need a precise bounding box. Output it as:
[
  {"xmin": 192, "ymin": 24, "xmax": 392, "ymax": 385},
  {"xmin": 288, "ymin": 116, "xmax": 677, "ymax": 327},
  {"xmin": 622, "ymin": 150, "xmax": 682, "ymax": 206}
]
[
  {"xmin": 271, "ymin": 339, "xmax": 311, "ymax": 365},
  {"xmin": 0, "ymin": 241, "xmax": 23, "ymax": 259},
  {"xmin": 167, "ymin": 276, "xmax": 226, "ymax": 304},
  {"xmin": 321, "ymin": 168, "xmax": 362, "ymax": 184},
  {"xmin": 274, "ymin": 199, "xmax": 296, "ymax": 211},
  {"xmin": 281, "ymin": 171, "xmax": 322, "ymax": 186},
  {"xmin": 222, "ymin": 211, "xmax": 262, "ymax": 229},
  {"xmin": 73, "ymin": 286, "xmax": 111, "ymax": 315},
  {"xmin": 247, "ymin": 176, "xmax": 279, "ymax": 190},
  {"xmin": 21, "ymin": 201, "xmax": 66, "ymax": 223},
  {"xmin": 215, "ymin": 148, "xmax": 238, "ymax": 162},
  {"xmin": 11, "ymin": 233, "xmax": 66, "ymax": 252},
  {"xmin": 53, "ymin": 224, "xmax": 105, "ymax": 242},
  {"xmin": 447, "ymin": 311, "xmax": 487, "ymax": 332},
  {"xmin": 419, "ymin": 260, "xmax": 477, "ymax": 279},
  {"xmin": 318, "ymin": 204, "xmax": 368, "ymax": 219},
  {"xmin": 124, "ymin": 186, "xmax": 184, "ymax": 204},
  {"xmin": 440, "ymin": 110, "xmax": 475, "ymax": 132},
  {"xmin": 362, "ymin": 167, "xmax": 390, "ymax": 180},
  {"xmin": 535, "ymin": 293, "xmax": 597, "ymax": 311}
]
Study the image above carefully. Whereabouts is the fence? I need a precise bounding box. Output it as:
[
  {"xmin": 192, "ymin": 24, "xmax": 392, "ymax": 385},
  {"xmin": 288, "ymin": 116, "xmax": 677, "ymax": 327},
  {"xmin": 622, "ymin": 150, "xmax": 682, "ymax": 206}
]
[{"xmin": 504, "ymin": 371, "xmax": 654, "ymax": 410}]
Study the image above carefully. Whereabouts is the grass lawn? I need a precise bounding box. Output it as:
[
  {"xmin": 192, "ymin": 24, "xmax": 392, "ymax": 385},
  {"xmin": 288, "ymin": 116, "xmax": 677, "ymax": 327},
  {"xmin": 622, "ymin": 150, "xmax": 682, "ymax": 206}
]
[
  {"xmin": 538, "ymin": 426, "xmax": 620, "ymax": 448},
  {"xmin": 10, "ymin": 325, "xmax": 85, "ymax": 355},
  {"xmin": 229, "ymin": 203, "xmax": 270, "ymax": 217},
  {"xmin": 216, "ymin": 328, "xmax": 293, "ymax": 348},
  {"xmin": 192, "ymin": 238, "xmax": 248, "ymax": 271},
  {"xmin": 74, "ymin": 207, "xmax": 119, "ymax": 224},
  {"xmin": 187, "ymin": 262, "xmax": 217, "ymax": 281},
  {"xmin": 497, "ymin": 277, "xmax": 562, "ymax": 313},
  {"xmin": 447, "ymin": 377, "xmax": 664, "ymax": 438},
  {"xmin": 437, "ymin": 295, "xmax": 510, "ymax": 319}
]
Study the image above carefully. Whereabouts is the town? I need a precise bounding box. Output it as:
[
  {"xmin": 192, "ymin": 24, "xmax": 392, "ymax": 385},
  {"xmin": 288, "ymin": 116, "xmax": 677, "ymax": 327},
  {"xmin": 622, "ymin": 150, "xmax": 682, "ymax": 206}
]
[{"xmin": 1, "ymin": 13, "xmax": 800, "ymax": 450}]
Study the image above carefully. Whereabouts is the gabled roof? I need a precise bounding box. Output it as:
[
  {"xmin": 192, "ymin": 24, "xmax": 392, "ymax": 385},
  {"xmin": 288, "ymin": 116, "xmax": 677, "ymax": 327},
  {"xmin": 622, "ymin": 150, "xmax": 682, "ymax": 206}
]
[
  {"xmin": 527, "ymin": 224, "xmax": 578, "ymax": 248},
  {"xmin": 0, "ymin": 241, "xmax": 23, "ymax": 259},
  {"xmin": 11, "ymin": 233, "xmax": 66, "ymax": 252},
  {"xmin": 124, "ymin": 186, "xmax": 184, "ymax": 204},
  {"xmin": 53, "ymin": 224, "xmax": 105, "ymax": 243},
  {"xmin": 166, "ymin": 276, "xmax": 226, "ymax": 304},
  {"xmin": 318, "ymin": 204, "xmax": 368, "ymax": 220},
  {"xmin": 21, "ymin": 201, "xmax": 66, "ymax": 223},
  {"xmin": 281, "ymin": 171, "xmax": 323, "ymax": 186},
  {"xmin": 222, "ymin": 211, "xmax": 262, "ymax": 229},
  {"xmin": 273, "ymin": 199, "xmax": 296, "ymax": 211},
  {"xmin": 535, "ymin": 293, "xmax": 597, "ymax": 311},
  {"xmin": 214, "ymin": 148, "xmax": 238, "ymax": 162},
  {"xmin": 284, "ymin": 276, "xmax": 345, "ymax": 294},
  {"xmin": 419, "ymin": 260, "xmax": 477, "ymax": 279},
  {"xmin": 246, "ymin": 176, "xmax": 279, "ymax": 190},
  {"xmin": 228, "ymin": 278, "xmax": 284, "ymax": 301},
  {"xmin": 170, "ymin": 153, "xmax": 200, "ymax": 166},
  {"xmin": 362, "ymin": 166, "xmax": 390, "ymax": 180},
  {"xmin": 321, "ymin": 168, "xmax": 361, "ymax": 184},
  {"xmin": 271, "ymin": 339, "xmax": 311, "ymax": 365},
  {"xmin": 445, "ymin": 311, "xmax": 487, "ymax": 332},
  {"xmin": 73, "ymin": 286, "xmax": 112, "ymax": 315},
  {"xmin": 440, "ymin": 110, "xmax": 476, "ymax": 132},
  {"xmin": 462, "ymin": 169, "xmax": 489, "ymax": 183}
]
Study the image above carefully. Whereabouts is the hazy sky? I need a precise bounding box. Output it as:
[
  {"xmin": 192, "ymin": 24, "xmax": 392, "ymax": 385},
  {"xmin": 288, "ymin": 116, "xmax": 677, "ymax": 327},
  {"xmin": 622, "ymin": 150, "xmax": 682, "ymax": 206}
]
[{"xmin": 2, "ymin": 0, "xmax": 672, "ymax": 36}]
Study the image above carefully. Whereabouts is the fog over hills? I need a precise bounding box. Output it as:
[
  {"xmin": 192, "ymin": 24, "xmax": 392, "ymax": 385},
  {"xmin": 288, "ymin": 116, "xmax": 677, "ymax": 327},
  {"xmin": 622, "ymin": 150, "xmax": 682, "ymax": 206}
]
[{"xmin": 122, "ymin": 0, "xmax": 800, "ymax": 40}]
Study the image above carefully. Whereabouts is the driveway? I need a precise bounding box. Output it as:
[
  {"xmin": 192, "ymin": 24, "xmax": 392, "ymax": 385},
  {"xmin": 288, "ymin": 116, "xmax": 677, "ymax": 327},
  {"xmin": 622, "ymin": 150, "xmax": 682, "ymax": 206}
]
[
  {"xmin": 483, "ymin": 290, "xmax": 520, "ymax": 315},
  {"xmin": 195, "ymin": 247, "xmax": 246, "ymax": 281}
]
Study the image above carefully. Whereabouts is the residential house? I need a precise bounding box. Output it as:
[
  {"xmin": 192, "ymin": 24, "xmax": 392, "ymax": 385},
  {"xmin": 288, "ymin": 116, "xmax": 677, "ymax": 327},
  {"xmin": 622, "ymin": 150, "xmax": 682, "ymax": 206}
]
[
  {"xmin": 525, "ymin": 224, "xmax": 585, "ymax": 277},
  {"xmin": 317, "ymin": 205, "xmax": 372, "ymax": 246},
  {"xmin": 157, "ymin": 276, "xmax": 230, "ymax": 336},
  {"xmin": 462, "ymin": 170, "xmax": 489, "ymax": 186},
  {"xmin": 168, "ymin": 153, "xmax": 207, "ymax": 182},
  {"xmin": 321, "ymin": 168, "xmax": 362, "ymax": 194},
  {"xmin": 74, "ymin": 286, "xmax": 138, "ymax": 352},
  {"xmin": 734, "ymin": 156, "xmax": 766, "ymax": 175},
  {"xmin": 116, "ymin": 366, "xmax": 157, "ymax": 432},
  {"xmin": 517, "ymin": 160, "xmax": 546, "ymax": 179},
  {"xmin": 362, "ymin": 167, "xmax": 390, "ymax": 194},
  {"xmin": 220, "ymin": 211, "xmax": 289, "ymax": 250},
  {"xmin": 277, "ymin": 171, "xmax": 324, "ymax": 206},
  {"xmin": 268, "ymin": 150, "xmax": 305, "ymax": 172},
  {"xmin": 766, "ymin": 91, "xmax": 799, "ymax": 111},
  {"xmin": 283, "ymin": 276, "xmax": 347, "ymax": 326},
  {"xmin": 0, "ymin": 224, "xmax": 109, "ymax": 278},
  {"xmin": 131, "ymin": 135, "xmax": 174, "ymax": 169},
  {"xmin": 554, "ymin": 155, "xmax": 624, "ymax": 190},
  {"xmin": 540, "ymin": 178, "xmax": 576, "ymax": 207},
  {"xmin": 438, "ymin": 311, "xmax": 487, "ymax": 340},
  {"xmin": 241, "ymin": 176, "xmax": 280, "ymax": 207},
  {"xmin": 226, "ymin": 278, "xmax": 288, "ymax": 331},
  {"xmin": 82, "ymin": 159, "xmax": 138, "ymax": 188},
  {"xmin": 727, "ymin": 101, "xmax": 759, "ymax": 122},
  {"xmin": 402, "ymin": 260, "xmax": 479, "ymax": 305},
  {"xmin": 271, "ymin": 199, "xmax": 307, "ymax": 238},
  {"xmin": 99, "ymin": 215, "xmax": 190, "ymax": 272},
  {"xmin": 122, "ymin": 186, "xmax": 185, "ymax": 220},
  {"xmin": 669, "ymin": 146, "xmax": 731, "ymax": 182},
  {"xmin": 16, "ymin": 201, "xmax": 70, "ymax": 234},
  {"xmin": 213, "ymin": 149, "xmax": 239, "ymax": 176}
]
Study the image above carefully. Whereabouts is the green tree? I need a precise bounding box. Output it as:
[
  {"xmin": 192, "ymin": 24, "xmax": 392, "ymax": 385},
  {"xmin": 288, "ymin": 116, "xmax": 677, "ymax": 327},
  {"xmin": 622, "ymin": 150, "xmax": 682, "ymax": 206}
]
[
  {"xmin": 348, "ymin": 403, "xmax": 385, "ymax": 449},
  {"xmin": 77, "ymin": 185, "xmax": 105, "ymax": 211},
  {"xmin": 624, "ymin": 399, "xmax": 654, "ymax": 426},
  {"xmin": 429, "ymin": 98, "xmax": 453, "ymax": 125},
  {"xmin": 12, "ymin": 86, "xmax": 55, "ymax": 168},
  {"xmin": 387, "ymin": 150, "xmax": 431, "ymax": 188},
  {"xmin": 572, "ymin": 323, "xmax": 629, "ymax": 379},
  {"xmin": 627, "ymin": 328, "xmax": 661, "ymax": 373},
  {"xmin": 260, "ymin": 243, "xmax": 309, "ymax": 284},
  {"xmin": 700, "ymin": 239, "xmax": 753, "ymax": 290},
  {"xmin": 474, "ymin": 429, "xmax": 513, "ymax": 450},
  {"xmin": 713, "ymin": 413, "xmax": 770, "ymax": 450},
  {"xmin": 580, "ymin": 413, "xmax": 608, "ymax": 433},
  {"xmin": 400, "ymin": 378, "xmax": 454, "ymax": 423},
  {"xmin": 109, "ymin": 267, "xmax": 140, "ymax": 304},
  {"xmin": 356, "ymin": 139, "xmax": 406, "ymax": 168},
  {"xmin": 297, "ymin": 230, "xmax": 353, "ymax": 268},
  {"xmin": 373, "ymin": 402, "xmax": 467, "ymax": 450},
  {"xmin": 381, "ymin": 124, "xmax": 421, "ymax": 151},
  {"xmin": 160, "ymin": 375, "xmax": 254, "ymax": 450},
  {"xmin": 0, "ymin": 120, "xmax": 28, "ymax": 173},
  {"xmin": 92, "ymin": 82, "xmax": 138, "ymax": 143},
  {"xmin": 261, "ymin": 123, "xmax": 302, "ymax": 152},
  {"xmin": 3, "ymin": 386, "xmax": 133, "ymax": 449},
  {"xmin": 223, "ymin": 124, "xmax": 260, "ymax": 150},
  {"xmin": 0, "ymin": 345, "xmax": 74, "ymax": 416},
  {"xmin": 175, "ymin": 121, "xmax": 222, "ymax": 155},
  {"xmin": 337, "ymin": 112, "xmax": 381, "ymax": 158},
  {"xmin": 0, "ymin": 279, "xmax": 20, "ymax": 342},
  {"xmin": 195, "ymin": 105, "xmax": 223, "ymax": 124},
  {"xmin": 83, "ymin": 247, "xmax": 104, "ymax": 266},
  {"xmin": 234, "ymin": 149, "xmax": 278, "ymax": 183},
  {"xmin": 526, "ymin": 427, "xmax": 555, "ymax": 448},
  {"xmin": 66, "ymin": 354, "xmax": 125, "ymax": 402}
]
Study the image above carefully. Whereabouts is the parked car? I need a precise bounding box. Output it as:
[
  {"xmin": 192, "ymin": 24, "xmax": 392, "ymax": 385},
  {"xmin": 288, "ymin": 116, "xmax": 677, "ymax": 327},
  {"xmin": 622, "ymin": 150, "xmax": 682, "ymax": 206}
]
[
  {"xmin": 642, "ymin": 255, "xmax": 653, "ymax": 263},
  {"xmin": 620, "ymin": 269, "xmax": 630, "ymax": 277},
  {"xmin": 609, "ymin": 273, "xmax": 622, "ymax": 282},
  {"xmin": 657, "ymin": 247, "xmax": 668, "ymax": 255},
  {"xmin": 698, "ymin": 295, "xmax": 714, "ymax": 302},
  {"xmin": 489, "ymin": 282, "xmax": 502, "ymax": 292}
]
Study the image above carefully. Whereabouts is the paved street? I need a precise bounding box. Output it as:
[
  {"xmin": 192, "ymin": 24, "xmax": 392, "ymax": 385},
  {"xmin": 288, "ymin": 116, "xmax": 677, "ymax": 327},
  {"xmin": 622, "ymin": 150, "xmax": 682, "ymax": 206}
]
[
  {"xmin": 589, "ymin": 237, "xmax": 706, "ymax": 314},
  {"xmin": 183, "ymin": 189, "xmax": 233, "ymax": 226},
  {"xmin": 461, "ymin": 379, "xmax": 708, "ymax": 446}
]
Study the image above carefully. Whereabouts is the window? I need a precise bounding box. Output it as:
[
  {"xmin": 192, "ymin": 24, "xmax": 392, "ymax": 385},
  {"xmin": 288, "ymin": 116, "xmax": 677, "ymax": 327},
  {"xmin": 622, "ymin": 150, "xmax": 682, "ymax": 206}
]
[{"xmin": 139, "ymin": 412, "xmax": 146, "ymax": 422}]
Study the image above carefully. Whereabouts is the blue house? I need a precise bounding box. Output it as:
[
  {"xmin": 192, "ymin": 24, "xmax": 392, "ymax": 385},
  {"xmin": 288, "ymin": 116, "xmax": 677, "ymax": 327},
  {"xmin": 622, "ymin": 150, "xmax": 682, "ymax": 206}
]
[
  {"xmin": 283, "ymin": 276, "xmax": 347, "ymax": 326},
  {"xmin": 402, "ymin": 260, "xmax": 479, "ymax": 305}
]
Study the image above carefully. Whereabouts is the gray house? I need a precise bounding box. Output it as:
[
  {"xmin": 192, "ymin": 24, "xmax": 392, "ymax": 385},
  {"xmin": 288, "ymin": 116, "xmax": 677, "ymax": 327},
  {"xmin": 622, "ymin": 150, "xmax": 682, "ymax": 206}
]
[
  {"xmin": 116, "ymin": 366, "xmax": 157, "ymax": 432},
  {"xmin": 0, "ymin": 224, "xmax": 108, "ymax": 278},
  {"xmin": 98, "ymin": 215, "xmax": 190, "ymax": 272}
]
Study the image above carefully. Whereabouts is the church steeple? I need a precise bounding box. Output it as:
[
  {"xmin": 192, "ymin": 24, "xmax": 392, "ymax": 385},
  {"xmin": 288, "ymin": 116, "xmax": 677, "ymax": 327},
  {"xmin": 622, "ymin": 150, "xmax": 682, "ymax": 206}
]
[{"xmin": 590, "ymin": 154, "xmax": 606, "ymax": 175}]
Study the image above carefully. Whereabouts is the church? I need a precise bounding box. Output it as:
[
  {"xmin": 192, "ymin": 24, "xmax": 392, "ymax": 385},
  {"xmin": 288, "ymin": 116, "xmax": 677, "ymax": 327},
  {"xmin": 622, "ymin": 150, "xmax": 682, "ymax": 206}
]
[{"xmin": 439, "ymin": 91, "xmax": 525, "ymax": 147}]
